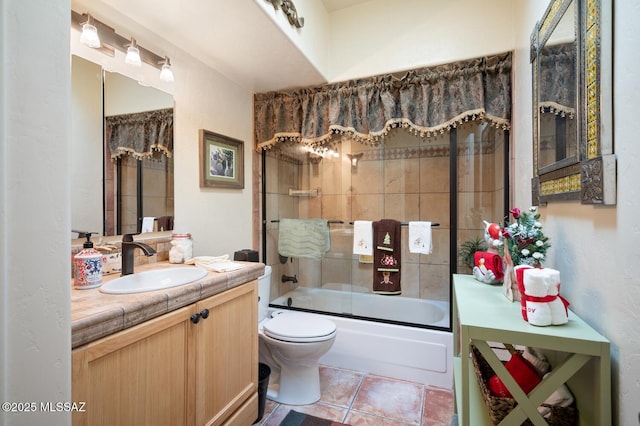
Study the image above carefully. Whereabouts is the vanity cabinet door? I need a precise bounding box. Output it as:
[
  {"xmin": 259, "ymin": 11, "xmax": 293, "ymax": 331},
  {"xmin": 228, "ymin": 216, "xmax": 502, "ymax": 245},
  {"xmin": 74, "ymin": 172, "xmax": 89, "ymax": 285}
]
[
  {"xmin": 193, "ymin": 280, "xmax": 258, "ymax": 426},
  {"xmin": 72, "ymin": 305, "xmax": 196, "ymax": 426}
]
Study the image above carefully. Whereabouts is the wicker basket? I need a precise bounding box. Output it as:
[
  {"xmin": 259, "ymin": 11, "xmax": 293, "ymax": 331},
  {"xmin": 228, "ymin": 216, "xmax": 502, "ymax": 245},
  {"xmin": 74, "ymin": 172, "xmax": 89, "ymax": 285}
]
[{"xmin": 470, "ymin": 345, "xmax": 578, "ymax": 425}]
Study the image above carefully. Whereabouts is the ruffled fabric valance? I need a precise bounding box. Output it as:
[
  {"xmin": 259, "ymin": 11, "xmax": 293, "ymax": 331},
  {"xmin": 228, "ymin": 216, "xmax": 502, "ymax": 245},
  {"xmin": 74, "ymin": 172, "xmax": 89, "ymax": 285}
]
[
  {"xmin": 106, "ymin": 108, "xmax": 173, "ymax": 160},
  {"xmin": 539, "ymin": 43, "xmax": 576, "ymax": 118},
  {"xmin": 254, "ymin": 52, "xmax": 512, "ymax": 151}
]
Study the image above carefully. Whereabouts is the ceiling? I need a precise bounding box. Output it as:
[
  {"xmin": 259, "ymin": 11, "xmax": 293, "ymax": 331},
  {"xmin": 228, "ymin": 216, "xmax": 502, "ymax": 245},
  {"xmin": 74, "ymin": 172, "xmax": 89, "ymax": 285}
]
[
  {"xmin": 321, "ymin": 0, "xmax": 371, "ymax": 12},
  {"xmin": 72, "ymin": 0, "xmax": 372, "ymax": 93}
]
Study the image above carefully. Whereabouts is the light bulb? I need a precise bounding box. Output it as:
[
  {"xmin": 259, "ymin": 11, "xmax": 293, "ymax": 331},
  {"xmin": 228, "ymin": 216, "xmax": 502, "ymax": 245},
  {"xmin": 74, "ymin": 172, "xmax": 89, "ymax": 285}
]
[
  {"xmin": 125, "ymin": 39, "xmax": 142, "ymax": 66},
  {"xmin": 159, "ymin": 62, "xmax": 174, "ymax": 82},
  {"xmin": 80, "ymin": 23, "xmax": 100, "ymax": 48}
]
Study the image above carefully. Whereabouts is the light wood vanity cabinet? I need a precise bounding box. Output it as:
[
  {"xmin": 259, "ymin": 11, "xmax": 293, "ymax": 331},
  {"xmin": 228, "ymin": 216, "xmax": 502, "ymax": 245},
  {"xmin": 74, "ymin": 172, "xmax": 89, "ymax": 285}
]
[
  {"xmin": 72, "ymin": 280, "xmax": 258, "ymax": 426},
  {"xmin": 193, "ymin": 281, "xmax": 259, "ymax": 426}
]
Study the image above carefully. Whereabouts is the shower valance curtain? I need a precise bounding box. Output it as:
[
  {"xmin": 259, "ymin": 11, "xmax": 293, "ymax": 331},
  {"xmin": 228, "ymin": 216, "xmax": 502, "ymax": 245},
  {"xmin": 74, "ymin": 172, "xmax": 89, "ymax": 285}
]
[
  {"xmin": 254, "ymin": 52, "xmax": 512, "ymax": 151},
  {"xmin": 106, "ymin": 107, "xmax": 174, "ymax": 160},
  {"xmin": 538, "ymin": 43, "xmax": 576, "ymax": 118}
]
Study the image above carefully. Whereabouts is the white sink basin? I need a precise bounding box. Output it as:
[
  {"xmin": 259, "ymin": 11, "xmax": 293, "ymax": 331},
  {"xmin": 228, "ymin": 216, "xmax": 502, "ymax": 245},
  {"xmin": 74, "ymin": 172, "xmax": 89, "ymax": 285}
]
[{"xmin": 99, "ymin": 267, "xmax": 208, "ymax": 294}]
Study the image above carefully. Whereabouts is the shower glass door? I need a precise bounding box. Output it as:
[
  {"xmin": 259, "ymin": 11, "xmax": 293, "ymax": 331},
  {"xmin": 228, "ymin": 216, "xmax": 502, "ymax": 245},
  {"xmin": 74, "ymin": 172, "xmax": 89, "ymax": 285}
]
[
  {"xmin": 263, "ymin": 122, "xmax": 508, "ymax": 330},
  {"xmin": 454, "ymin": 123, "xmax": 509, "ymax": 277}
]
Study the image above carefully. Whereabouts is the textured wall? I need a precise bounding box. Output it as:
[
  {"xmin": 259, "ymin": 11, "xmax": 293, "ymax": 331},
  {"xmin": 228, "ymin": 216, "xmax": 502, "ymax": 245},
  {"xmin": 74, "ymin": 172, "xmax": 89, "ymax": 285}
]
[
  {"xmin": 1, "ymin": 1, "xmax": 72, "ymax": 424},
  {"xmin": 513, "ymin": 1, "xmax": 639, "ymax": 424}
]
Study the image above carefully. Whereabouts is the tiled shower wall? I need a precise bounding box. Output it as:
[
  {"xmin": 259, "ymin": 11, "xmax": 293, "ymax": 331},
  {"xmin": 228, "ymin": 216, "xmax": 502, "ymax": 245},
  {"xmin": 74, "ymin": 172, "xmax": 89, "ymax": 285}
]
[
  {"xmin": 264, "ymin": 123, "xmax": 505, "ymax": 309},
  {"xmin": 111, "ymin": 155, "xmax": 174, "ymax": 236}
]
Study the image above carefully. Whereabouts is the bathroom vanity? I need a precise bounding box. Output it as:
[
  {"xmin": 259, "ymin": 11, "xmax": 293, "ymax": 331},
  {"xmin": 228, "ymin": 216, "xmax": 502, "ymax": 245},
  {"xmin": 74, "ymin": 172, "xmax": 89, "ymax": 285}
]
[{"xmin": 71, "ymin": 261, "xmax": 264, "ymax": 426}]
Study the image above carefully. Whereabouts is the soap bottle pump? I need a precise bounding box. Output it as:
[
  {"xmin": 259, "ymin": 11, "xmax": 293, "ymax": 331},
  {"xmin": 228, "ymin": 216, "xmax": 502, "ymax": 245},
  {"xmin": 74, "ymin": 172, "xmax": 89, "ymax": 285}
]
[{"xmin": 74, "ymin": 232, "xmax": 104, "ymax": 289}]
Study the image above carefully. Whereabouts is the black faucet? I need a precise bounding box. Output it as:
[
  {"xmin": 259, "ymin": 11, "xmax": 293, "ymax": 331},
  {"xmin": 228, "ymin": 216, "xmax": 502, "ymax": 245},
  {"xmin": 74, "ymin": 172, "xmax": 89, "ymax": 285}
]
[
  {"xmin": 121, "ymin": 233, "xmax": 157, "ymax": 276},
  {"xmin": 282, "ymin": 274, "xmax": 298, "ymax": 284}
]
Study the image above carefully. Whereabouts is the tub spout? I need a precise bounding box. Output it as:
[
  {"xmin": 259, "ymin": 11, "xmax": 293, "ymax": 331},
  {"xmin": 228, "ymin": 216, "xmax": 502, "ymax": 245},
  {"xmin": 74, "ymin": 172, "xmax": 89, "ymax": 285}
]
[{"xmin": 282, "ymin": 274, "xmax": 298, "ymax": 284}]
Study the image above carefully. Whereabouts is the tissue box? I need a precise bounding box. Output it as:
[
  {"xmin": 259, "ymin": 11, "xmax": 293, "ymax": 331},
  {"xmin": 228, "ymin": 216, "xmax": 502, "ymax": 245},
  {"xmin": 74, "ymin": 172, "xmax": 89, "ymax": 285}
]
[{"xmin": 102, "ymin": 252, "xmax": 122, "ymax": 276}]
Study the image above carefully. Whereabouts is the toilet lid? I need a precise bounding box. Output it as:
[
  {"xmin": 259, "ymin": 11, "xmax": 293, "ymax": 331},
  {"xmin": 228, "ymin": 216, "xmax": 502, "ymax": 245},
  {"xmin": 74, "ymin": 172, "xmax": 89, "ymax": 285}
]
[{"xmin": 263, "ymin": 312, "xmax": 336, "ymax": 343}]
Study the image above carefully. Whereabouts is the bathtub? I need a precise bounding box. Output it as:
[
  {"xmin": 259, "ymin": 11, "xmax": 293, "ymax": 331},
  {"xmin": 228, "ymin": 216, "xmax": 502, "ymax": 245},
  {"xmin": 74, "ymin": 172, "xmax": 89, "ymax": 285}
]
[{"xmin": 270, "ymin": 287, "xmax": 453, "ymax": 389}]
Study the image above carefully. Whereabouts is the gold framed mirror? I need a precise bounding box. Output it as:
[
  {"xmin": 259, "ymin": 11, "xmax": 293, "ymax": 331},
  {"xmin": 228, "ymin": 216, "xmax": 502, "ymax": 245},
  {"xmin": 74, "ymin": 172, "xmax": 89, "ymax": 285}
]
[{"xmin": 531, "ymin": 0, "xmax": 615, "ymax": 205}]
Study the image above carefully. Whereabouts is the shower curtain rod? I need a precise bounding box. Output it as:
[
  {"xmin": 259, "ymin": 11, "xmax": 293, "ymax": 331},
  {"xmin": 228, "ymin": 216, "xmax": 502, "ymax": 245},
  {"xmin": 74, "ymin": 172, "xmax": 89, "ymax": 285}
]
[{"xmin": 270, "ymin": 220, "xmax": 439, "ymax": 227}]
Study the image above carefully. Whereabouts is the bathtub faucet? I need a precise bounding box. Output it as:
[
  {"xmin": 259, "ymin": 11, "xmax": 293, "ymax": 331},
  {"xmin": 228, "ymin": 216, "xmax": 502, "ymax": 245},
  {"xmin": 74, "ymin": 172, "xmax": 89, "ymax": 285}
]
[{"xmin": 282, "ymin": 274, "xmax": 298, "ymax": 284}]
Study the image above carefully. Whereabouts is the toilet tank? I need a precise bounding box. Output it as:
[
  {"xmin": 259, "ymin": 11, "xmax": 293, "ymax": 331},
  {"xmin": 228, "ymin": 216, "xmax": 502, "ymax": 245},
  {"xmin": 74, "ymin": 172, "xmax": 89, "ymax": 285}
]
[{"xmin": 258, "ymin": 265, "xmax": 272, "ymax": 322}]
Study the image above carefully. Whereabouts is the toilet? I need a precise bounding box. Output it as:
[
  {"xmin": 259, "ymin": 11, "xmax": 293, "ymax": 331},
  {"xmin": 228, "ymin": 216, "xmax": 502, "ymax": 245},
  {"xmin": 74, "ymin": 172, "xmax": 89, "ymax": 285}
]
[{"xmin": 257, "ymin": 266, "xmax": 337, "ymax": 405}]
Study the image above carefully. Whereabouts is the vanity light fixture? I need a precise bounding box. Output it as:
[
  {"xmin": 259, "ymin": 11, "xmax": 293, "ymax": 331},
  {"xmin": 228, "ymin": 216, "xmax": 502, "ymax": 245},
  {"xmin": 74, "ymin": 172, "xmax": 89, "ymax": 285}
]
[
  {"xmin": 79, "ymin": 14, "xmax": 101, "ymax": 48},
  {"xmin": 159, "ymin": 57, "xmax": 175, "ymax": 82},
  {"xmin": 125, "ymin": 38, "xmax": 142, "ymax": 66},
  {"xmin": 346, "ymin": 153, "xmax": 364, "ymax": 167},
  {"xmin": 72, "ymin": 10, "xmax": 175, "ymax": 82}
]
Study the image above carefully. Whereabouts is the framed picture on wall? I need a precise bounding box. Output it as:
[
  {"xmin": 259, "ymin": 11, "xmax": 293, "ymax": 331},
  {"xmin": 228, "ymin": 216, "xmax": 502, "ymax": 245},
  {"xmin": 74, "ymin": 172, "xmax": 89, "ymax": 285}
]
[{"xmin": 199, "ymin": 129, "xmax": 244, "ymax": 189}]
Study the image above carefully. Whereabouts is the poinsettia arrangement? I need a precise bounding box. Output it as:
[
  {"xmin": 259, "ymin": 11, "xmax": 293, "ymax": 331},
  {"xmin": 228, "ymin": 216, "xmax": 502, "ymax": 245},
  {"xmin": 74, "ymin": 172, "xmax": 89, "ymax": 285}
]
[{"xmin": 501, "ymin": 206, "xmax": 551, "ymax": 267}]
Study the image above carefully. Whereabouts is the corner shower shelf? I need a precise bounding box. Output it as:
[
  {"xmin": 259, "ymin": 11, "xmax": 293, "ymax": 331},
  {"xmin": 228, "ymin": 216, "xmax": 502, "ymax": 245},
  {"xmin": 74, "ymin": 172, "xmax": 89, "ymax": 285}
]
[
  {"xmin": 452, "ymin": 274, "xmax": 611, "ymax": 426},
  {"xmin": 288, "ymin": 188, "xmax": 319, "ymax": 197}
]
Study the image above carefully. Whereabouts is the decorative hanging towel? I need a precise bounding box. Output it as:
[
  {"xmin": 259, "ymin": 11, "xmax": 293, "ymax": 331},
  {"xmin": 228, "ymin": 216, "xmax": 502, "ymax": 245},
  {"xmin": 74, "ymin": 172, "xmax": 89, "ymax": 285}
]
[
  {"xmin": 278, "ymin": 219, "xmax": 331, "ymax": 260},
  {"xmin": 372, "ymin": 219, "xmax": 402, "ymax": 295},
  {"xmin": 352, "ymin": 220, "xmax": 373, "ymax": 255},
  {"xmin": 408, "ymin": 221, "xmax": 432, "ymax": 254}
]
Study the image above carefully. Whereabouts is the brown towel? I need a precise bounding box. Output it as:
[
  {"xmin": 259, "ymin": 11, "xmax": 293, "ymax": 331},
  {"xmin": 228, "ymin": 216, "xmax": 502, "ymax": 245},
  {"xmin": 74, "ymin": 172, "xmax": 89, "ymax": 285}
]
[
  {"xmin": 372, "ymin": 219, "xmax": 401, "ymax": 295},
  {"xmin": 156, "ymin": 216, "xmax": 174, "ymax": 231}
]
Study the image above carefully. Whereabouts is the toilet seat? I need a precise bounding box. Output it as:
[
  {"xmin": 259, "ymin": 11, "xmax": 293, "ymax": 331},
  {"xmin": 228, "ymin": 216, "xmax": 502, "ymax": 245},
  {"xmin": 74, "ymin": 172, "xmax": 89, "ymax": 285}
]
[{"xmin": 263, "ymin": 312, "xmax": 336, "ymax": 343}]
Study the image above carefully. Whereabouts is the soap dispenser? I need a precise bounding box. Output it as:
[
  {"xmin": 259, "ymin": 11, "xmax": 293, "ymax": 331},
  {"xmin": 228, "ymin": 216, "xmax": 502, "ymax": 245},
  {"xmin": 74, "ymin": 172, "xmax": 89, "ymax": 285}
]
[{"xmin": 74, "ymin": 232, "xmax": 104, "ymax": 289}]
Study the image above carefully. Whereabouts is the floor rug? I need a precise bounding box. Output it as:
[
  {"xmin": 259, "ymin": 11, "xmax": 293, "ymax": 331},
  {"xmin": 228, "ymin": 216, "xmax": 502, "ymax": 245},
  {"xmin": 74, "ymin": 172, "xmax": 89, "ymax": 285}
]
[{"xmin": 279, "ymin": 409, "xmax": 349, "ymax": 426}]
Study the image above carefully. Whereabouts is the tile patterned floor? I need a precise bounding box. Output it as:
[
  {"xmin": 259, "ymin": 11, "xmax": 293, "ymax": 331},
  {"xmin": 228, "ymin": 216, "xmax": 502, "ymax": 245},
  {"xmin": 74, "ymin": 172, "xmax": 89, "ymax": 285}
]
[{"xmin": 256, "ymin": 365, "xmax": 454, "ymax": 426}]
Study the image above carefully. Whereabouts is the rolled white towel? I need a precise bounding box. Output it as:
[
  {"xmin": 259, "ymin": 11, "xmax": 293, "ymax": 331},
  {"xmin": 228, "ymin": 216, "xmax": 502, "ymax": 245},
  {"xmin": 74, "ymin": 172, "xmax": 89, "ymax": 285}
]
[
  {"xmin": 526, "ymin": 301, "xmax": 552, "ymax": 326},
  {"xmin": 537, "ymin": 373, "xmax": 574, "ymax": 418},
  {"xmin": 523, "ymin": 268, "xmax": 549, "ymax": 297},
  {"xmin": 523, "ymin": 347, "xmax": 550, "ymax": 376},
  {"xmin": 546, "ymin": 269, "xmax": 561, "ymax": 296},
  {"xmin": 550, "ymin": 298, "xmax": 569, "ymax": 325}
]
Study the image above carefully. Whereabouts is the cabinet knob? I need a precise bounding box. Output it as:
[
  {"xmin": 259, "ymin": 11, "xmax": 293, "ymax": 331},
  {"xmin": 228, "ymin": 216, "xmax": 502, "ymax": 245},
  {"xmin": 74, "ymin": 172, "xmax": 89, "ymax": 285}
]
[{"xmin": 190, "ymin": 309, "xmax": 210, "ymax": 324}]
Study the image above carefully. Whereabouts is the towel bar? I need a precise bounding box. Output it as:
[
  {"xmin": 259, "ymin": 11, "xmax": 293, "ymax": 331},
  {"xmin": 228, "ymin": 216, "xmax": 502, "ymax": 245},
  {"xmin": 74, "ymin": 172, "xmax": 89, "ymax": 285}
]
[
  {"xmin": 271, "ymin": 220, "xmax": 439, "ymax": 227},
  {"xmin": 350, "ymin": 221, "xmax": 440, "ymax": 227},
  {"xmin": 271, "ymin": 220, "xmax": 344, "ymax": 224}
]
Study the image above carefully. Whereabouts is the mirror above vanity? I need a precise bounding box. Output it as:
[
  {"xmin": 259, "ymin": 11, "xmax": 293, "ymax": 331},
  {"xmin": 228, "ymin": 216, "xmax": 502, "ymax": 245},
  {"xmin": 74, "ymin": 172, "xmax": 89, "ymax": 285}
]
[
  {"xmin": 531, "ymin": 0, "xmax": 615, "ymax": 205},
  {"xmin": 71, "ymin": 55, "xmax": 174, "ymax": 237}
]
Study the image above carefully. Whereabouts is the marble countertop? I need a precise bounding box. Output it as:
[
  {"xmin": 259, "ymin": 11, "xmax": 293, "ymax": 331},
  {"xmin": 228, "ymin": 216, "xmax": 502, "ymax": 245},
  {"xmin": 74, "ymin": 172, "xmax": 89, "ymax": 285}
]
[{"xmin": 71, "ymin": 261, "xmax": 265, "ymax": 348}]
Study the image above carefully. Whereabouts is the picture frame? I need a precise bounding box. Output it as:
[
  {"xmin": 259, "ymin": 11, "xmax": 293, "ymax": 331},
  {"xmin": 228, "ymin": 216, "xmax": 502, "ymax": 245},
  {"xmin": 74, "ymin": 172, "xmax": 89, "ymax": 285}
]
[{"xmin": 199, "ymin": 129, "xmax": 244, "ymax": 189}]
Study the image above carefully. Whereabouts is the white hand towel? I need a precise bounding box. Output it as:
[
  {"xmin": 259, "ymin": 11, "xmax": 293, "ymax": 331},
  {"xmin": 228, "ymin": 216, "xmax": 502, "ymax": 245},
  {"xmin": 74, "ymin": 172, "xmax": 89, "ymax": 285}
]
[
  {"xmin": 185, "ymin": 255, "xmax": 230, "ymax": 265},
  {"xmin": 141, "ymin": 217, "xmax": 155, "ymax": 233},
  {"xmin": 196, "ymin": 260, "xmax": 245, "ymax": 272},
  {"xmin": 185, "ymin": 255, "xmax": 246, "ymax": 272},
  {"xmin": 408, "ymin": 221, "xmax": 432, "ymax": 254},
  {"xmin": 352, "ymin": 221, "xmax": 373, "ymax": 255}
]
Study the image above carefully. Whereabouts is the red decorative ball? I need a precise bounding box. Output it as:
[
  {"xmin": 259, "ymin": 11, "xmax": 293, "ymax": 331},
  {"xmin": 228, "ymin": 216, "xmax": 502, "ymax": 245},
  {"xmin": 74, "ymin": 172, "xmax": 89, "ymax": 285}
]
[{"xmin": 488, "ymin": 223, "xmax": 501, "ymax": 240}]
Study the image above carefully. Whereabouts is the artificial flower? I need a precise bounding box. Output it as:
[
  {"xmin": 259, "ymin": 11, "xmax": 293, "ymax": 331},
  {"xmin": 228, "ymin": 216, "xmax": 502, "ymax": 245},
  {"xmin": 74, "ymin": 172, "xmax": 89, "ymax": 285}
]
[{"xmin": 502, "ymin": 206, "xmax": 551, "ymax": 267}]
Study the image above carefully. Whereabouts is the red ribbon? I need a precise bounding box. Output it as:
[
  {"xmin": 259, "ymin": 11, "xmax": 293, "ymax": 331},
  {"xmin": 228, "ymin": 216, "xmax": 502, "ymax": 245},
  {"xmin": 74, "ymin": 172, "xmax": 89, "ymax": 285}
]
[{"xmin": 523, "ymin": 293, "xmax": 570, "ymax": 315}]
